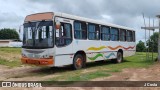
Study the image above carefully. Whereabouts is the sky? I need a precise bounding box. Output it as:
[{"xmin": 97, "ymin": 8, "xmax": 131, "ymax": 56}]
[{"xmin": 0, "ymin": 0, "xmax": 160, "ymax": 42}]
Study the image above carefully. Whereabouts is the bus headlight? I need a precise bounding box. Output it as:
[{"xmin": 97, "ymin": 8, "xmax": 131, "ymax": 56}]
[{"xmin": 22, "ymin": 53, "xmax": 26, "ymax": 57}]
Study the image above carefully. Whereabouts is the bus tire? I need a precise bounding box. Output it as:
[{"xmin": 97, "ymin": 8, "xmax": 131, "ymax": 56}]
[
  {"xmin": 112, "ymin": 52, "xmax": 123, "ymax": 63},
  {"xmin": 116, "ymin": 52, "xmax": 123, "ymax": 63},
  {"xmin": 73, "ymin": 54, "xmax": 84, "ymax": 70}
]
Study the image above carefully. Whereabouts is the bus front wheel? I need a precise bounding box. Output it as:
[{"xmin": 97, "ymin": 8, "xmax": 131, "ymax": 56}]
[{"xmin": 73, "ymin": 54, "xmax": 84, "ymax": 70}]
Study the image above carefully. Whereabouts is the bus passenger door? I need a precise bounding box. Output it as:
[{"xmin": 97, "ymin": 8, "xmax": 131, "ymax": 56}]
[{"xmin": 54, "ymin": 17, "xmax": 73, "ymax": 66}]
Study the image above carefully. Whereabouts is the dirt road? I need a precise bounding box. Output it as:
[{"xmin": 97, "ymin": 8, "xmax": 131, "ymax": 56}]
[{"xmin": 93, "ymin": 63, "xmax": 160, "ymax": 81}]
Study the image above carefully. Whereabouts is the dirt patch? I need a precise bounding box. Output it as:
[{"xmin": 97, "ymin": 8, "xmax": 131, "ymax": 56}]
[
  {"xmin": 0, "ymin": 65, "xmax": 40, "ymax": 80},
  {"xmin": 0, "ymin": 65, "xmax": 9, "ymax": 70},
  {"xmin": 93, "ymin": 63, "xmax": 160, "ymax": 81},
  {"xmin": 81, "ymin": 69, "xmax": 98, "ymax": 74},
  {"xmin": 0, "ymin": 65, "xmax": 67, "ymax": 81},
  {"xmin": 6, "ymin": 74, "xmax": 60, "ymax": 81}
]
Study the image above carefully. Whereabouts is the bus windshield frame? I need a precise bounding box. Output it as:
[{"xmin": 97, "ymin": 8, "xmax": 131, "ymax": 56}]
[{"xmin": 22, "ymin": 21, "xmax": 54, "ymax": 49}]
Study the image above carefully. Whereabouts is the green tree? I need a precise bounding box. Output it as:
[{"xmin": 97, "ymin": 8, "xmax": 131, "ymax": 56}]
[
  {"xmin": 136, "ymin": 40, "xmax": 146, "ymax": 52},
  {"xmin": 0, "ymin": 28, "xmax": 19, "ymax": 40},
  {"xmin": 146, "ymin": 32, "xmax": 158, "ymax": 52}
]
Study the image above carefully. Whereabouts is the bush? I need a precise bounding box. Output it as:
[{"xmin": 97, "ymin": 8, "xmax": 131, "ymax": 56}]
[
  {"xmin": 136, "ymin": 40, "xmax": 146, "ymax": 52},
  {"xmin": 0, "ymin": 28, "xmax": 19, "ymax": 40}
]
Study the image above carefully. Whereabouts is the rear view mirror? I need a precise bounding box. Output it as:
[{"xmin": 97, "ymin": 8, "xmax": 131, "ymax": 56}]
[
  {"xmin": 56, "ymin": 21, "xmax": 61, "ymax": 37},
  {"xmin": 19, "ymin": 25, "xmax": 23, "ymax": 34},
  {"xmin": 56, "ymin": 21, "xmax": 60, "ymax": 30}
]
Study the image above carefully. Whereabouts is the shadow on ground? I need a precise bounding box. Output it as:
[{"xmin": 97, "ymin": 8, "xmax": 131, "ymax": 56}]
[{"xmin": 27, "ymin": 59, "xmax": 130, "ymax": 75}]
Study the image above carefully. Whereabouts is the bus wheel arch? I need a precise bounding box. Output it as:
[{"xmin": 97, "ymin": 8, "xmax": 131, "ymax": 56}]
[{"xmin": 72, "ymin": 51, "xmax": 86, "ymax": 70}]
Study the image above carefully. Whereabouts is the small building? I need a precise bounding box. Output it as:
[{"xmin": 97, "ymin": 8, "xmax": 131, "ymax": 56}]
[
  {"xmin": 0, "ymin": 40, "xmax": 22, "ymax": 47},
  {"xmin": 0, "ymin": 40, "xmax": 13, "ymax": 47}
]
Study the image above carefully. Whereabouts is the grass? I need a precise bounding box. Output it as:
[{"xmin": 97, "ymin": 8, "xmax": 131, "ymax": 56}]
[
  {"xmin": 0, "ymin": 47, "xmax": 21, "ymax": 54},
  {"xmin": 66, "ymin": 71, "xmax": 111, "ymax": 81},
  {"xmin": 47, "ymin": 70, "xmax": 111, "ymax": 81},
  {"xmin": 45, "ymin": 68, "xmax": 121, "ymax": 81},
  {"xmin": 0, "ymin": 47, "xmax": 22, "ymax": 67},
  {"xmin": 0, "ymin": 58, "xmax": 21, "ymax": 67}
]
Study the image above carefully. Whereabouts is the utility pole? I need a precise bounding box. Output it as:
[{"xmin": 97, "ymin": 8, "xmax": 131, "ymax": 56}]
[
  {"xmin": 141, "ymin": 15, "xmax": 160, "ymax": 61},
  {"xmin": 156, "ymin": 15, "xmax": 160, "ymax": 62}
]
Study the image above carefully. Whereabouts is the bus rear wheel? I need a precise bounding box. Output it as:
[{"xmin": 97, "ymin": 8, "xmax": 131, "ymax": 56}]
[
  {"xmin": 73, "ymin": 54, "xmax": 84, "ymax": 70},
  {"xmin": 112, "ymin": 52, "xmax": 123, "ymax": 63},
  {"xmin": 116, "ymin": 52, "xmax": 123, "ymax": 63}
]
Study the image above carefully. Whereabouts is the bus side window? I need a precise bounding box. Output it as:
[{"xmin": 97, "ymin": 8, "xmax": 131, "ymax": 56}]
[
  {"xmin": 126, "ymin": 30, "xmax": 133, "ymax": 42},
  {"xmin": 120, "ymin": 29, "xmax": 126, "ymax": 41},
  {"xmin": 126, "ymin": 31, "xmax": 129, "ymax": 42},
  {"xmin": 74, "ymin": 21, "xmax": 87, "ymax": 39},
  {"xmin": 110, "ymin": 27, "xmax": 119, "ymax": 41},
  {"xmin": 88, "ymin": 23, "xmax": 100, "ymax": 40},
  {"xmin": 95, "ymin": 25, "xmax": 100, "ymax": 40},
  {"xmin": 56, "ymin": 22, "xmax": 72, "ymax": 47},
  {"xmin": 133, "ymin": 31, "xmax": 135, "ymax": 42},
  {"xmin": 101, "ymin": 26, "xmax": 110, "ymax": 41}
]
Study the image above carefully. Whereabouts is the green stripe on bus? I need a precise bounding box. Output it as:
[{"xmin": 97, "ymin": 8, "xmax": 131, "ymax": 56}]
[{"xmin": 88, "ymin": 53, "xmax": 103, "ymax": 61}]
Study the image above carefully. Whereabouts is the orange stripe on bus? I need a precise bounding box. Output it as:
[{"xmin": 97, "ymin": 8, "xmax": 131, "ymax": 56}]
[{"xmin": 21, "ymin": 57, "xmax": 54, "ymax": 65}]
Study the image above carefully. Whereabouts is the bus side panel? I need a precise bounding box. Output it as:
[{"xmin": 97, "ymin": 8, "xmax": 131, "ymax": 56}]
[
  {"xmin": 122, "ymin": 42, "xmax": 136, "ymax": 57},
  {"xmin": 54, "ymin": 55, "xmax": 73, "ymax": 66},
  {"xmin": 72, "ymin": 40, "xmax": 136, "ymax": 62},
  {"xmin": 72, "ymin": 40, "xmax": 118, "ymax": 62},
  {"xmin": 101, "ymin": 41, "xmax": 122, "ymax": 60},
  {"xmin": 103, "ymin": 51, "xmax": 117, "ymax": 60},
  {"xmin": 72, "ymin": 40, "xmax": 105, "ymax": 62},
  {"xmin": 101, "ymin": 41, "xmax": 136, "ymax": 58}
]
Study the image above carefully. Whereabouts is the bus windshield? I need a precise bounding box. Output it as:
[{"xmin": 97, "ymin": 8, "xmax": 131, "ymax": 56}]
[{"xmin": 22, "ymin": 21, "xmax": 54, "ymax": 49}]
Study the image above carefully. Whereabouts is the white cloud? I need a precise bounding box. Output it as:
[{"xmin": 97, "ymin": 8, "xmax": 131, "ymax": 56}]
[
  {"xmin": 0, "ymin": 0, "xmax": 160, "ymax": 42},
  {"xmin": 101, "ymin": 14, "xmax": 113, "ymax": 23}
]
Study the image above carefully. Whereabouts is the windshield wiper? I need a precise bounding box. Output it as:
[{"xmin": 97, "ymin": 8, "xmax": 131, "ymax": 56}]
[
  {"xmin": 28, "ymin": 21, "xmax": 45, "ymax": 46},
  {"xmin": 28, "ymin": 21, "xmax": 35, "ymax": 31},
  {"xmin": 36, "ymin": 20, "xmax": 45, "ymax": 31}
]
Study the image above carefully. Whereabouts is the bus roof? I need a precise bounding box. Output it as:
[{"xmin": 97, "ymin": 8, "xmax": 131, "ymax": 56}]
[
  {"xmin": 54, "ymin": 12, "xmax": 135, "ymax": 31},
  {"xmin": 25, "ymin": 12, "xmax": 54, "ymax": 22},
  {"xmin": 24, "ymin": 12, "xmax": 135, "ymax": 31}
]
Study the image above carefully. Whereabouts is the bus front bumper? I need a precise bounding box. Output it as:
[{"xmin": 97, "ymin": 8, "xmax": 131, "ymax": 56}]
[{"xmin": 21, "ymin": 57, "xmax": 54, "ymax": 66}]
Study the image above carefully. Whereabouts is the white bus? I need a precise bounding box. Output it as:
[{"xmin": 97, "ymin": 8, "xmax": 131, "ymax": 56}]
[{"xmin": 21, "ymin": 12, "xmax": 136, "ymax": 70}]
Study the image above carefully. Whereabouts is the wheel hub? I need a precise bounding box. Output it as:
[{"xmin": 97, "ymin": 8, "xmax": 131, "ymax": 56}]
[{"xmin": 76, "ymin": 58, "xmax": 82, "ymax": 67}]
